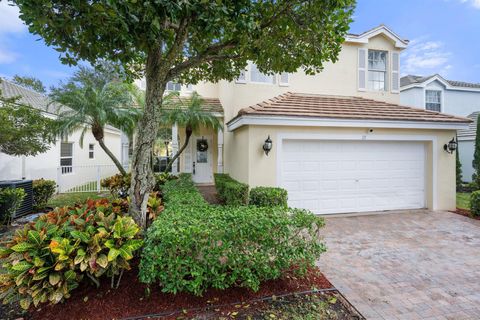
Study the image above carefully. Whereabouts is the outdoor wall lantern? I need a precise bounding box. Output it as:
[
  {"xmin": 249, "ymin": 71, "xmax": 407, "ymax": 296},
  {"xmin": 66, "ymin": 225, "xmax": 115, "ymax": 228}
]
[
  {"xmin": 444, "ymin": 137, "xmax": 458, "ymax": 154},
  {"xmin": 263, "ymin": 135, "xmax": 273, "ymax": 156}
]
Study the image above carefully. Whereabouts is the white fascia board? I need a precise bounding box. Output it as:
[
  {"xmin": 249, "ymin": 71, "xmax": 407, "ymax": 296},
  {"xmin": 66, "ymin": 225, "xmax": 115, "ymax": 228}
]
[
  {"xmin": 345, "ymin": 26, "xmax": 408, "ymax": 49},
  {"xmin": 227, "ymin": 115, "xmax": 469, "ymax": 132},
  {"xmin": 401, "ymin": 76, "xmax": 480, "ymax": 93}
]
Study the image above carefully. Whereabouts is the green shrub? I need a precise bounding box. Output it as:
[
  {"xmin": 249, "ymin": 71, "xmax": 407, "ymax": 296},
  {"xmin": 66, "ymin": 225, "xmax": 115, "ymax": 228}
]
[
  {"xmin": 101, "ymin": 173, "xmax": 131, "ymax": 198},
  {"xmin": 0, "ymin": 187, "xmax": 26, "ymax": 225},
  {"xmin": 214, "ymin": 173, "xmax": 249, "ymax": 205},
  {"xmin": 139, "ymin": 202, "xmax": 326, "ymax": 295},
  {"xmin": 0, "ymin": 198, "xmax": 143, "ymax": 310},
  {"xmin": 154, "ymin": 172, "xmax": 178, "ymax": 190},
  {"xmin": 249, "ymin": 186, "xmax": 288, "ymax": 207},
  {"xmin": 470, "ymin": 191, "xmax": 480, "ymax": 217},
  {"xmin": 162, "ymin": 173, "xmax": 207, "ymax": 208},
  {"xmin": 32, "ymin": 179, "xmax": 56, "ymax": 211}
]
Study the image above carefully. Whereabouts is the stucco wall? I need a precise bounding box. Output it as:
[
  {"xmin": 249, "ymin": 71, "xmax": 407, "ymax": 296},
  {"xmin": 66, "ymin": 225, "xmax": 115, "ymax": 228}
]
[{"xmin": 231, "ymin": 125, "xmax": 456, "ymax": 211}]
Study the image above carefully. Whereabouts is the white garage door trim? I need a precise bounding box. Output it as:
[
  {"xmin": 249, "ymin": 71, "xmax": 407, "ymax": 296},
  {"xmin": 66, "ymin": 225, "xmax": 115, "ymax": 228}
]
[{"xmin": 276, "ymin": 133, "xmax": 438, "ymax": 212}]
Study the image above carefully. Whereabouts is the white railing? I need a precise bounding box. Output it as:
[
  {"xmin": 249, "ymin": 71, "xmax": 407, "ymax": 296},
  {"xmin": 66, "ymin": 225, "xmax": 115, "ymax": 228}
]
[{"xmin": 57, "ymin": 165, "xmax": 122, "ymax": 193}]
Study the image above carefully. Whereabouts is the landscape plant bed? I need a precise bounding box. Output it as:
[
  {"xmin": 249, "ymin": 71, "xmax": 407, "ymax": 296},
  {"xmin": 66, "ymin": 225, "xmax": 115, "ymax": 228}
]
[
  {"xmin": 451, "ymin": 207, "xmax": 480, "ymax": 220},
  {"xmin": 28, "ymin": 261, "xmax": 334, "ymax": 320}
]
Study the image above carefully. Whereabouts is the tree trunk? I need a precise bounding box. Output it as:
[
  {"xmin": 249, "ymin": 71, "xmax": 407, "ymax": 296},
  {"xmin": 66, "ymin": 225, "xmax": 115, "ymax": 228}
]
[
  {"xmin": 165, "ymin": 126, "xmax": 192, "ymax": 173},
  {"xmin": 98, "ymin": 139, "xmax": 127, "ymax": 176},
  {"xmin": 128, "ymin": 48, "xmax": 167, "ymax": 228},
  {"xmin": 92, "ymin": 122, "xmax": 127, "ymax": 176}
]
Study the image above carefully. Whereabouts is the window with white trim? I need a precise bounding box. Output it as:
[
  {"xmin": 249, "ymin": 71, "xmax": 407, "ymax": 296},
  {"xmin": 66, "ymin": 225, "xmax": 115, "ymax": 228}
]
[
  {"xmin": 250, "ymin": 63, "xmax": 275, "ymax": 84},
  {"xmin": 279, "ymin": 72, "xmax": 289, "ymax": 86},
  {"xmin": 166, "ymin": 81, "xmax": 181, "ymax": 91},
  {"xmin": 425, "ymin": 90, "xmax": 441, "ymax": 112},
  {"xmin": 60, "ymin": 142, "xmax": 73, "ymax": 174},
  {"xmin": 368, "ymin": 50, "xmax": 387, "ymax": 91},
  {"xmin": 88, "ymin": 143, "xmax": 94, "ymax": 159}
]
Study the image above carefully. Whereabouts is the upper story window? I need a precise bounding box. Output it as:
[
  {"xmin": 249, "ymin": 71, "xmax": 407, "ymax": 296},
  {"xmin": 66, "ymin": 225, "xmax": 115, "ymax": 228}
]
[
  {"xmin": 250, "ymin": 63, "xmax": 275, "ymax": 84},
  {"xmin": 368, "ymin": 50, "xmax": 387, "ymax": 91},
  {"xmin": 60, "ymin": 142, "xmax": 73, "ymax": 174},
  {"xmin": 425, "ymin": 90, "xmax": 442, "ymax": 112},
  {"xmin": 166, "ymin": 81, "xmax": 181, "ymax": 91}
]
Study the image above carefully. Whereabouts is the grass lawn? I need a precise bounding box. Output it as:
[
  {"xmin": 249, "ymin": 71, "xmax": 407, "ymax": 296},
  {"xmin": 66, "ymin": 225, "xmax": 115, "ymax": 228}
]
[
  {"xmin": 48, "ymin": 192, "xmax": 111, "ymax": 208},
  {"xmin": 457, "ymin": 192, "xmax": 471, "ymax": 210}
]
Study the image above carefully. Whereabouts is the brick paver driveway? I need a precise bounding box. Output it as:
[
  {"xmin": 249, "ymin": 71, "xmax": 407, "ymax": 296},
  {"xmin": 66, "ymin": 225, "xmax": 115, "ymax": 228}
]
[{"xmin": 317, "ymin": 210, "xmax": 480, "ymax": 320}]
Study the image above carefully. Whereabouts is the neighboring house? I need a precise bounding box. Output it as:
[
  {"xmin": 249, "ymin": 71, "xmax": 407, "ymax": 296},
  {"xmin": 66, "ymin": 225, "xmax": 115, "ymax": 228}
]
[
  {"xmin": 456, "ymin": 112, "xmax": 479, "ymax": 183},
  {"xmin": 0, "ymin": 79, "xmax": 128, "ymax": 191},
  {"xmin": 137, "ymin": 25, "xmax": 470, "ymax": 214},
  {"xmin": 400, "ymin": 74, "xmax": 480, "ymax": 182}
]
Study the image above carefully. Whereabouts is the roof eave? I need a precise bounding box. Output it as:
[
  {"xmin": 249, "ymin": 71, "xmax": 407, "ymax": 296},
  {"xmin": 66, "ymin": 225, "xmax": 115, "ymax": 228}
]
[{"xmin": 227, "ymin": 114, "xmax": 469, "ymax": 132}]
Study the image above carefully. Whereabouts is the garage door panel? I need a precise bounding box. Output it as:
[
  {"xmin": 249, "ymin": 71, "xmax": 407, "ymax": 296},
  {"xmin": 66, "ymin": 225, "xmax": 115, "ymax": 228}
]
[{"xmin": 280, "ymin": 140, "xmax": 426, "ymax": 214}]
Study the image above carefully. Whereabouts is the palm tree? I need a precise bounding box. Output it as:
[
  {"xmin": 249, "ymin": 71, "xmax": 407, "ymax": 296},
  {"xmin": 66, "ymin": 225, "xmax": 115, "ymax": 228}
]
[
  {"xmin": 50, "ymin": 65, "xmax": 141, "ymax": 176},
  {"xmin": 161, "ymin": 91, "xmax": 223, "ymax": 172}
]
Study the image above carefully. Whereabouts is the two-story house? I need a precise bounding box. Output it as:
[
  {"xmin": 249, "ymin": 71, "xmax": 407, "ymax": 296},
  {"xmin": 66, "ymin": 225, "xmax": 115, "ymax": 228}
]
[
  {"xmin": 139, "ymin": 25, "xmax": 470, "ymax": 215},
  {"xmin": 400, "ymin": 74, "xmax": 480, "ymax": 182}
]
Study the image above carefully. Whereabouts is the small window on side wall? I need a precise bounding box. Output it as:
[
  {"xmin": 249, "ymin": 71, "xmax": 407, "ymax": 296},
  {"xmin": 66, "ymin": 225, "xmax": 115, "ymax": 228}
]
[
  {"xmin": 60, "ymin": 142, "xmax": 73, "ymax": 174},
  {"xmin": 89, "ymin": 144, "xmax": 94, "ymax": 159},
  {"xmin": 166, "ymin": 81, "xmax": 181, "ymax": 91},
  {"xmin": 425, "ymin": 90, "xmax": 442, "ymax": 112}
]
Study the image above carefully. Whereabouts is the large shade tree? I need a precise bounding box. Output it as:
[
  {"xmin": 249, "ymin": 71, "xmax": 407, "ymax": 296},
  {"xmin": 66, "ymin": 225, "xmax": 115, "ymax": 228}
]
[
  {"xmin": 50, "ymin": 65, "xmax": 141, "ymax": 176},
  {"xmin": 13, "ymin": 0, "xmax": 355, "ymax": 227}
]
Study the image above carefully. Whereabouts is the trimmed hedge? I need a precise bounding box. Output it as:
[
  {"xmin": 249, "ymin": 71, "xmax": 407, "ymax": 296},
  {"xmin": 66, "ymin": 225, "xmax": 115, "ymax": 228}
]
[
  {"xmin": 139, "ymin": 174, "xmax": 326, "ymax": 296},
  {"xmin": 470, "ymin": 191, "xmax": 480, "ymax": 217},
  {"xmin": 32, "ymin": 179, "xmax": 56, "ymax": 211},
  {"xmin": 249, "ymin": 186, "xmax": 288, "ymax": 207},
  {"xmin": 214, "ymin": 173, "xmax": 249, "ymax": 205}
]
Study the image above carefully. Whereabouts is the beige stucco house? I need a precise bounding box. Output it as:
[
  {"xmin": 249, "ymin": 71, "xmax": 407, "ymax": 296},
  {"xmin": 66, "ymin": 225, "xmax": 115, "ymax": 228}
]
[{"xmin": 140, "ymin": 25, "xmax": 470, "ymax": 215}]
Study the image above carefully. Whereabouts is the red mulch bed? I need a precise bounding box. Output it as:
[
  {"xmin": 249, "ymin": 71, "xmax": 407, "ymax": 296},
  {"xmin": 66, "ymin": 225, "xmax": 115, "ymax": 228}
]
[
  {"xmin": 29, "ymin": 262, "xmax": 333, "ymax": 320},
  {"xmin": 450, "ymin": 208, "xmax": 480, "ymax": 220}
]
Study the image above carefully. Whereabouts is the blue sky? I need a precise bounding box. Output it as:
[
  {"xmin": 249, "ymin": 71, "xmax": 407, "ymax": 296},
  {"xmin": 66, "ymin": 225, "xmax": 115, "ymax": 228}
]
[{"xmin": 0, "ymin": 0, "xmax": 480, "ymax": 89}]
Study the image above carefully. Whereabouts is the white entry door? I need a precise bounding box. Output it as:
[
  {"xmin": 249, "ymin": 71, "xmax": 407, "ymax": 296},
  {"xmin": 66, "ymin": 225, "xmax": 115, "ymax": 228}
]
[
  {"xmin": 191, "ymin": 135, "xmax": 213, "ymax": 183},
  {"xmin": 279, "ymin": 140, "xmax": 426, "ymax": 214}
]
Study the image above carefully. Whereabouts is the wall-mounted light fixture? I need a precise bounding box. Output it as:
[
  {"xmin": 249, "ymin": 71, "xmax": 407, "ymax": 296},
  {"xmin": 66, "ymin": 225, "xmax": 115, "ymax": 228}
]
[
  {"xmin": 443, "ymin": 137, "xmax": 458, "ymax": 154},
  {"xmin": 263, "ymin": 135, "xmax": 272, "ymax": 156}
]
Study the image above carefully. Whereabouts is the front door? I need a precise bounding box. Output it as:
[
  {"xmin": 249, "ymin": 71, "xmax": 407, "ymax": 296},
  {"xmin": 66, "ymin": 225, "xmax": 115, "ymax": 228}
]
[{"xmin": 191, "ymin": 135, "xmax": 213, "ymax": 183}]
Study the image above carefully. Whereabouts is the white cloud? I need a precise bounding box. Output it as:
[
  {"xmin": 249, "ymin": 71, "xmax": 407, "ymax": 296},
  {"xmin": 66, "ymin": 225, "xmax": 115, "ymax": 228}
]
[
  {"xmin": 0, "ymin": 2, "xmax": 26, "ymax": 35},
  {"xmin": 401, "ymin": 37, "xmax": 453, "ymax": 77},
  {"xmin": 457, "ymin": 0, "xmax": 480, "ymax": 8},
  {"xmin": 0, "ymin": 2, "xmax": 26, "ymax": 64},
  {"xmin": 0, "ymin": 47, "xmax": 17, "ymax": 63}
]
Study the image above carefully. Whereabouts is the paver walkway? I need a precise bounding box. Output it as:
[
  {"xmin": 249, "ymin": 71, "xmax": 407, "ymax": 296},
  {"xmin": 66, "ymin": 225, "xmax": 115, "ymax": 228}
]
[
  {"xmin": 317, "ymin": 210, "xmax": 480, "ymax": 320},
  {"xmin": 197, "ymin": 184, "xmax": 221, "ymax": 204}
]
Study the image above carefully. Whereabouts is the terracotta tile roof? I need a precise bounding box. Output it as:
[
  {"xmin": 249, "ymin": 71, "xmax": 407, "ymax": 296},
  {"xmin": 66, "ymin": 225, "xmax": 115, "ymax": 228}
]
[
  {"xmin": 231, "ymin": 92, "xmax": 471, "ymax": 124},
  {"xmin": 166, "ymin": 96, "xmax": 223, "ymax": 114}
]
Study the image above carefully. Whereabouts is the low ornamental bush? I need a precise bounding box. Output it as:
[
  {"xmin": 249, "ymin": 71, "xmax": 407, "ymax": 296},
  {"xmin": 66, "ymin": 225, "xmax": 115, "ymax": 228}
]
[
  {"xmin": 0, "ymin": 198, "xmax": 143, "ymax": 310},
  {"xmin": 32, "ymin": 179, "xmax": 56, "ymax": 211},
  {"xmin": 139, "ymin": 174, "xmax": 326, "ymax": 296},
  {"xmin": 249, "ymin": 186, "xmax": 288, "ymax": 208},
  {"xmin": 101, "ymin": 172, "xmax": 177, "ymax": 198},
  {"xmin": 214, "ymin": 173, "xmax": 249, "ymax": 205},
  {"xmin": 162, "ymin": 173, "xmax": 207, "ymax": 208},
  {"xmin": 0, "ymin": 187, "xmax": 26, "ymax": 225},
  {"xmin": 470, "ymin": 191, "xmax": 480, "ymax": 217}
]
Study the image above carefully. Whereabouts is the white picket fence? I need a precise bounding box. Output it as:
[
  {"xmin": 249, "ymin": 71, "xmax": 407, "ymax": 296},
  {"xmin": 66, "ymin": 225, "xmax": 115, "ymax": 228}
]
[{"xmin": 57, "ymin": 165, "xmax": 122, "ymax": 193}]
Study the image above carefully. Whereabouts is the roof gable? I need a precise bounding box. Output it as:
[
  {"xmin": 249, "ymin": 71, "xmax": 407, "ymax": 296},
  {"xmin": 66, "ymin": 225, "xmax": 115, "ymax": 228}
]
[
  {"xmin": 346, "ymin": 25, "xmax": 409, "ymax": 49},
  {"xmin": 401, "ymin": 74, "xmax": 480, "ymax": 91}
]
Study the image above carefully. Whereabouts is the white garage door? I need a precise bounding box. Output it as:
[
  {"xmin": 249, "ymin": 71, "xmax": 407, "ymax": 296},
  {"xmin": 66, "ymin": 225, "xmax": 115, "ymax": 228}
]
[{"xmin": 280, "ymin": 140, "xmax": 426, "ymax": 214}]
